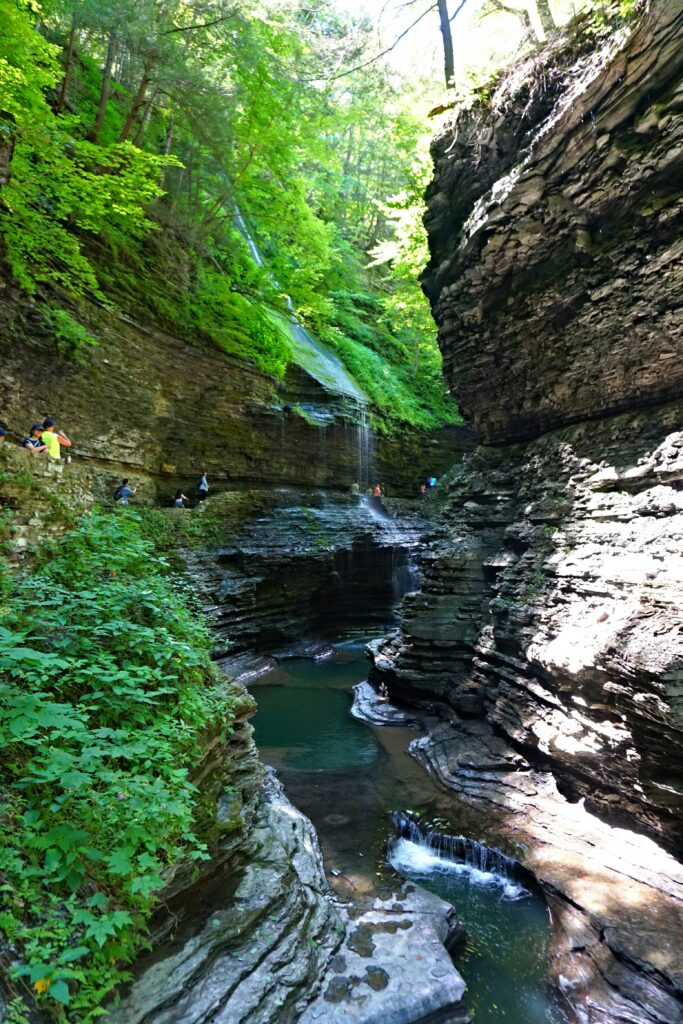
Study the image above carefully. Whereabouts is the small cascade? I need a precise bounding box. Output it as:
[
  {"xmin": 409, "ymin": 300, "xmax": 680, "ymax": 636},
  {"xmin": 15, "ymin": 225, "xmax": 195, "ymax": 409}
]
[
  {"xmin": 233, "ymin": 205, "xmax": 367, "ymax": 404},
  {"xmin": 388, "ymin": 812, "xmax": 529, "ymax": 900}
]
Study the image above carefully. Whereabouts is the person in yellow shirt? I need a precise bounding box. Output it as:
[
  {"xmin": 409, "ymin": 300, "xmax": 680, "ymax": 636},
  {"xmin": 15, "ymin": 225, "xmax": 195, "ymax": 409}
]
[{"xmin": 41, "ymin": 418, "xmax": 72, "ymax": 461}]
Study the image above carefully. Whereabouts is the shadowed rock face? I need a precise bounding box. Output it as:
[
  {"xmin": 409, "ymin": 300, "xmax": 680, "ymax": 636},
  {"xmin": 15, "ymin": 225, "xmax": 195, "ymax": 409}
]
[
  {"xmin": 423, "ymin": 2, "xmax": 683, "ymax": 445},
  {"xmin": 371, "ymin": 7, "xmax": 683, "ymax": 1022}
]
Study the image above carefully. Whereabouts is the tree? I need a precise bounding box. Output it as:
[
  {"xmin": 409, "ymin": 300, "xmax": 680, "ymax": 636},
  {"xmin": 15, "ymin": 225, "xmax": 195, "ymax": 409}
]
[{"xmin": 437, "ymin": 0, "xmax": 455, "ymax": 87}]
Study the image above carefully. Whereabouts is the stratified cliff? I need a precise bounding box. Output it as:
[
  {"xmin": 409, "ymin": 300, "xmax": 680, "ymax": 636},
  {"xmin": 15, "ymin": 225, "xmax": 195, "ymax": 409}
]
[
  {"xmin": 0, "ymin": 285, "xmax": 465, "ymax": 499},
  {"xmin": 373, "ymin": 4, "xmax": 683, "ymax": 1021},
  {"xmin": 423, "ymin": 2, "xmax": 683, "ymax": 445}
]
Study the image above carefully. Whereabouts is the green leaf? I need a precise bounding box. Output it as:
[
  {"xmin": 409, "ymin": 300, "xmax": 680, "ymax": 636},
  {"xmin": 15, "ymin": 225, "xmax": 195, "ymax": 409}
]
[
  {"xmin": 49, "ymin": 979, "xmax": 70, "ymax": 1005},
  {"xmin": 60, "ymin": 946, "xmax": 89, "ymax": 964}
]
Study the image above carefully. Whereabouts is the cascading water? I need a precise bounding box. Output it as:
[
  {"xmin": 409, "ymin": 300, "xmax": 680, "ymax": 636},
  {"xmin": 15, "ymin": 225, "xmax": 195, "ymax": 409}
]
[
  {"xmin": 387, "ymin": 813, "xmax": 569, "ymax": 1024},
  {"xmin": 356, "ymin": 403, "xmax": 375, "ymax": 492},
  {"xmin": 389, "ymin": 812, "xmax": 528, "ymax": 900}
]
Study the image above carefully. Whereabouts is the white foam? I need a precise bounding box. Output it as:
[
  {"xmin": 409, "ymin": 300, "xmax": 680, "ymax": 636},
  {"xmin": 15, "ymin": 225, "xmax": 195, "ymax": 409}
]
[{"xmin": 389, "ymin": 838, "xmax": 529, "ymax": 901}]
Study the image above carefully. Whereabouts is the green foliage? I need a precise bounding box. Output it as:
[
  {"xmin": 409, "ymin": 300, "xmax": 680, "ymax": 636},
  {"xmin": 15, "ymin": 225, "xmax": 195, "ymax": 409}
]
[
  {"xmin": 0, "ymin": 511, "xmax": 236, "ymax": 1021},
  {"xmin": 0, "ymin": 0, "xmax": 461, "ymax": 424},
  {"xmin": 43, "ymin": 307, "xmax": 98, "ymax": 362},
  {"xmin": 0, "ymin": 0, "xmax": 172, "ymax": 295}
]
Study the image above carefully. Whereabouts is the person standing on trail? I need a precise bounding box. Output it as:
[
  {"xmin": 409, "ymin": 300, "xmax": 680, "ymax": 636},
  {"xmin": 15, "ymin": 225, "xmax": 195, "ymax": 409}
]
[
  {"xmin": 41, "ymin": 418, "xmax": 72, "ymax": 461},
  {"xmin": 114, "ymin": 479, "xmax": 137, "ymax": 505},
  {"xmin": 197, "ymin": 470, "xmax": 209, "ymax": 502}
]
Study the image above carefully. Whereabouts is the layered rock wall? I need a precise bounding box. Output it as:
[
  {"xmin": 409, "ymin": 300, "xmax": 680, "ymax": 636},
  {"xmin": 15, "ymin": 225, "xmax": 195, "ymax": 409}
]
[
  {"xmin": 424, "ymin": 1, "xmax": 683, "ymax": 444},
  {"xmin": 373, "ymin": 6, "xmax": 683, "ymax": 1020},
  {"xmin": 0, "ymin": 288, "xmax": 464, "ymax": 499}
]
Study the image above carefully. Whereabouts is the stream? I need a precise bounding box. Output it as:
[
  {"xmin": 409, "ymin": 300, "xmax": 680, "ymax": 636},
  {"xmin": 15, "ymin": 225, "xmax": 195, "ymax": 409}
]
[{"xmin": 252, "ymin": 637, "xmax": 569, "ymax": 1024}]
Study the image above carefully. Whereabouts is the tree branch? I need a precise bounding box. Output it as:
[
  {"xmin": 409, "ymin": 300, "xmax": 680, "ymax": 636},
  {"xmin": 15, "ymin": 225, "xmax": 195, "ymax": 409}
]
[
  {"xmin": 161, "ymin": 11, "xmax": 239, "ymax": 36},
  {"xmin": 311, "ymin": 2, "xmax": 438, "ymax": 82}
]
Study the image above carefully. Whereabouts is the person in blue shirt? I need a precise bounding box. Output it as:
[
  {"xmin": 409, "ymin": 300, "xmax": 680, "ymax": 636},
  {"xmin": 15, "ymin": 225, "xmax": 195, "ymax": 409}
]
[
  {"xmin": 114, "ymin": 479, "xmax": 136, "ymax": 505},
  {"xmin": 22, "ymin": 424, "xmax": 48, "ymax": 455}
]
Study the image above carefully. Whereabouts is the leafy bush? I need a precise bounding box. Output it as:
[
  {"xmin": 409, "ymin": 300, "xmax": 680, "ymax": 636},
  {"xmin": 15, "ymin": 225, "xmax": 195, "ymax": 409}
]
[
  {"xmin": 43, "ymin": 307, "xmax": 98, "ymax": 362},
  {"xmin": 0, "ymin": 512, "xmax": 237, "ymax": 1021}
]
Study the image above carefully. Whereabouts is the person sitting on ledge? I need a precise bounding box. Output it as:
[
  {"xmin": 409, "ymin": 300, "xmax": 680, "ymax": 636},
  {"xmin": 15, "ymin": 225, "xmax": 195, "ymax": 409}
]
[
  {"xmin": 377, "ymin": 681, "xmax": 389, "ymax": 703},
  {"xmin": 41, "ymin": 418, "xmax": 72, "ymax": 461},
  {"xmin": 22, "ymin": 424, "xmax": 48, "ymax": 455}
]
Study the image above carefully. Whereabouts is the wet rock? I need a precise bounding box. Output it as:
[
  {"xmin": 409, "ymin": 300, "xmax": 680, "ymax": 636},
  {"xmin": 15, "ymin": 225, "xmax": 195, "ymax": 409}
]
[
  {"xmin": 184, "ymin": 490, "xmax": 428, "ymax": 655},
  {"xmin": 350, "ymin": 681, "xmax": 418, "ymax": 726},
  {"xmin": 300, "ymin": 885, "xmax": 470, "ymax": 1024}
]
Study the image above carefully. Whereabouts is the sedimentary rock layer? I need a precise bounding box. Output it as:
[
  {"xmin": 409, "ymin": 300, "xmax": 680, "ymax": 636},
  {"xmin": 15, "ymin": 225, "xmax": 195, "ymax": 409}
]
[
  {"xmin": 0, "ymin": 288, "xmax": 463, "ymax": 497},
  {"xmin": 372, "ymin": 8, "xmax": 683, "ymax": 1020},
  {"xmin": 424, "ymin": 1, "xmax": 683, "ymax": 444}
]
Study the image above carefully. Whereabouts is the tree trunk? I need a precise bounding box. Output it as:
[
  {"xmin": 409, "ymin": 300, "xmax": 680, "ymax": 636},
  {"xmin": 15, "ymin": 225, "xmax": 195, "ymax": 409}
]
[
  {"xmin": 55, "ymin": 23, "xmax": 77, "ymax": 114},
  {"xmin": 88, "ymin": 31, "xmax": 117, "ymax": 143},
  {"xmin": 437, "ymin": 0, "xmax": 455, "ymax": 89},
  {"xmin": 133, "ymin": 89, "xmax": 157, "ymax": 146},
  {"xmin": 0, "ymin": 113, "xmax": 15, "ymax": 188},
  {"xmin": 118, "ymin": 57, "xmax": 155, "ymax": 143},
  {"xmin": 491, "ymin": 0, "xmax": 539, "ymax": 44},
  {"xmin": 533, "ymin": 0, "xmax": 556, "ymax": 38}
]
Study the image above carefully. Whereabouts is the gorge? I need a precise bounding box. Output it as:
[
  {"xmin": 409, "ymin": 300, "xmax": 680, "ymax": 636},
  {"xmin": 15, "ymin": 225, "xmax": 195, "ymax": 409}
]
[{"xmin": 1, "ymin": 1, "xmax": 683, "ymax": 1023}]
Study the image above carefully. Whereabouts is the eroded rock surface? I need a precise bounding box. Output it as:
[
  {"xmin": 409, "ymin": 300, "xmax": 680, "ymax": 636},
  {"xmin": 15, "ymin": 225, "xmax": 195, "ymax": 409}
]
[
  {"xmin": 183, "ymin": 490, "xmax": 426, "ymax": 655},
  {"xmin": 0, "ymin": 289, "xmax": 464, "ymax": 498},
  {"xmin": 350, "ymin": 681, "xmax": 418, "ymax": 727},
  {"xmin": 409, "ymin": 715, "xmax": 683, "ymax": 1024},
  {"xmin": 424, "ymin": 2, "xmax": 683, "ymax": 444},
  {"xmin": 372, "ymin": 5, "xmax": 683, "ymax": 1021}
]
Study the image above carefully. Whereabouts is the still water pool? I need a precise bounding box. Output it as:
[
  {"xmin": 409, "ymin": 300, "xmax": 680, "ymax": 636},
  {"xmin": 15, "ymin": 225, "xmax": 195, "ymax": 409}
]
[{"xmin": 252, "ymin": 638, "xmax": 569, "ymax": 1024}]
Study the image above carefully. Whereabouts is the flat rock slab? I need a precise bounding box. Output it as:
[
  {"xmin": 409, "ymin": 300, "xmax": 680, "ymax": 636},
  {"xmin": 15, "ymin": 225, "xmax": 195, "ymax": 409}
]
[
  {"xmin": 300, "ymin": 885, "xmax": 469, "ymax": 1024},
  {"xmin": 350, "ymin": 681, "xmax": 418, "ymax": 727}
]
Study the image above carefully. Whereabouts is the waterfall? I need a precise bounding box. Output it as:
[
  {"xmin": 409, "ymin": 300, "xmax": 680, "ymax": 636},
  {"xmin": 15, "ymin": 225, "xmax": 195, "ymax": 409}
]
[
  {"xmin": 388, "ymin": 812, "xmax": 529, "ymax": 900},
  {"xmin": 357, "ymin": 404, "xmax": 375, "ymax": 491},
  {"xmin": 233, "ymin": 206, "xmax": 265, "ymax": 268},
  {"xmin": 232, "ymin": 205, "xmax": 367, "ymax": 406}
]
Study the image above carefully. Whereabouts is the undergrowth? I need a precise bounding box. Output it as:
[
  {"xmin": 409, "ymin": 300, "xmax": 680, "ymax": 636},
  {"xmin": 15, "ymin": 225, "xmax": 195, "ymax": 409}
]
[{"xmin": 0, "ymin": 511, "xmax": 237, "ymax": 1021}]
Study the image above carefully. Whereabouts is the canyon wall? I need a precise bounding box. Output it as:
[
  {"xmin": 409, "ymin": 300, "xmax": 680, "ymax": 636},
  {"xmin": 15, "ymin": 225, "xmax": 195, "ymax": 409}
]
[
  {"xmin": 0, "ymin": 286, "xmax": 466, "ymax": 500},
  {"xmin": 374, "ymin": 3, "xmax": 683, "ymax": 1021}
]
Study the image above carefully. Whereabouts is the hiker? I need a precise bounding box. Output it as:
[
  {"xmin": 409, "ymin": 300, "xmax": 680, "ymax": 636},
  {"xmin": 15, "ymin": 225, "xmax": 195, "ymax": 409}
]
[
  {"xmin": 114, "ymin": 479, "xmax": 137, "ymax": 505},
  {"xmin": 428, "ymin": 475, "xmax": 437, "ymax": 488},
  {"xmin": 372, "ymin": 483, "xmax": 382, "ymax": 498},
  {"xmin": 41, "ymin": 418, "xmax": 72, "ymax": 461},
  {"xmin": 0, "ymin": 427, "xmax": 7, "ymax": 444},
  {"xmin": 350, "ymin": 481, "xmax": 360, "ymax": 495},
  {"xmin": 22, "ymin": 424, "xmax": 48, "ymax": 455},
  {"xmin": 174, "ymin": 490, "xmax": 188, "ymax": 508},
  {"xmin": 419, "ymin": 483, "xmax": 426, "ymax": 496},
  {"xmin": 197, "ymin": 470, "xmax": 209, "ymax": 502},
  {"xmin": 378, "ymin": 681, "xmax": 389, "ymax": 703}
]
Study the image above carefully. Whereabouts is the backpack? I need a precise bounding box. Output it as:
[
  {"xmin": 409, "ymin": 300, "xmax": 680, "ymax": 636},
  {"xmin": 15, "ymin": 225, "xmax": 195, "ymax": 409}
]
[{"xmin": 113, "ymin": 484, "xmax": 124, "ymax": 500}]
